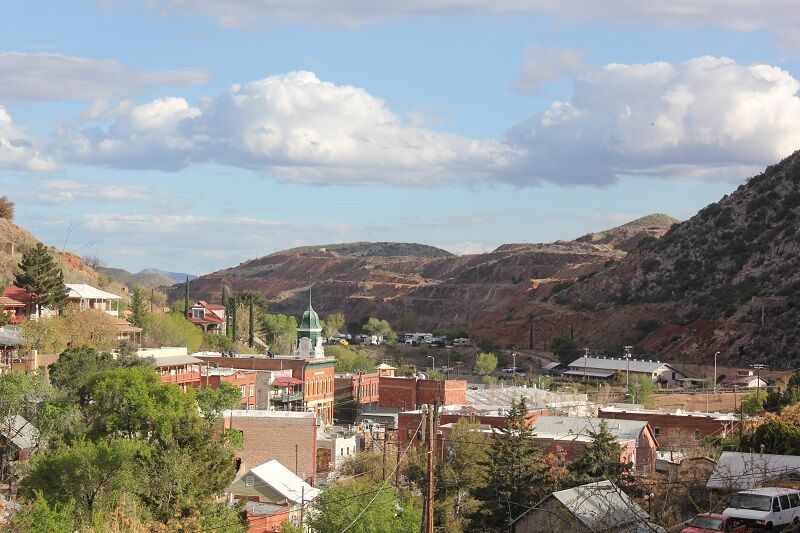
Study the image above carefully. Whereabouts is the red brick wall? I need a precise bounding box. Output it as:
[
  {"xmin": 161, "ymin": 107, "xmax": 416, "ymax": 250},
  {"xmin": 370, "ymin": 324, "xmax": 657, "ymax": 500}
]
[
  {"xmin": 246, "ymin": 508, "xmax": 290, "ymax": 533},
  {"xmin": 201, "ymin": 372, "xmax": 257, "ymax": 409},
  {"xmin": 379, "ymin": 377, "xmax": 467, "ymax": 410},
  {"xmin": 224, "ymin": 413, "xmax": 318, "ymax": 485},
  {"xmin": 599, "ymin": 408, "xmax": 736, "ymax": 440}
]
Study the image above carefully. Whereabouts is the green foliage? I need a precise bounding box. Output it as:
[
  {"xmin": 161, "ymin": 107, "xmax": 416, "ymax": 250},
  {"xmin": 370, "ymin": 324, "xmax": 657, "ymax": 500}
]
[
  {"xmin": 437, "ymin": 420, "xmax": 489, "ymax": 532},
  {"xmin": 325, "ymin": 312, "xmax": 346, "ymax": 337},
  {"xmin": 309, "ymin": 480, "xmax": 422, "ymax": 533},
  {"xmin": 474, "ymin": 352, "xmax": 497, "ymax": 376},
  {"xmin": 261, "ymin": 313, "xmax": 297, "ymax": 354},
  {"xmin": 63, "ymin": 309, "xmax": 120, "ymax": 351},
  {"xmin": 742, "ymin": 418, "xmax": 800, "ymax": 455},
  {"xmin": 427, "ymin": 369, "xmax": 444, "ymax": 380},
  {"xmin": 627, "ymin": 374, "xmax": 657, "ymax": 406},
  {"xmin": 550, "ymin": 334, "xmax": 578, "ymax": 365},
  {"xmin": 11, "ymin": 491, "xmax": 76, "ymax": 533},
  {"xmin": 49, "ymin": 347, "xmax": 117, "ymax": 403},
  {"xmin": 741, "ymin": 389, "xmax": 766, "ymax": 416},
  {"xmin": 400, "ymin": 313, "xmax": 421, "ymax": 332},
  {"xmin": 20, "ymin": 316, "xmax": 67, "ymax": 354},
  {"xmin": 14, "ymin": 243, "xmax": 69, "ymax": 314},
  {"xmin": 327, "ymin": 345, "xmax": 376, "ymax": 372},
  {"xmin": 196, "ymin": 382, "xmax": 242, "ymax": 423},
  {"xmin": 473, "ymin": 399, "xmax": 553, "ymax": 530},
  {"xmin": 363, "ymin": 317, "xmax": 397, "ymax": 343},
  {"xmin": 202, "ymin": 332, "xmax": 234, "ymax": 353},
  {"xmin": 233, "ymin": 290, "xmax": 267, "ymax": 310},
  {"xmin": 129, "ymin": 287, "xmax": 148, "ymax": 328},
  {"xmin": 142, "ymin": 312, "xmax": 203, "ymax": 353},
  {"xmin": 567, "ymin": 420, "xmax": 638, "ymax": 493}
]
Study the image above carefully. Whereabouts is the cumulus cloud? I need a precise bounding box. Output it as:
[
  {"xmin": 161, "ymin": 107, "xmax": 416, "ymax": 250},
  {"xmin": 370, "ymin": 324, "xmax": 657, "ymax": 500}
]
[
  {"xmin": 0, "ymin": 107, "xmax": 56, "ymax": 172},
  {"xmin": 120, "ymin": 0, "xmax": 800, "ymax": 46},
  {"xmin": 16, "ymin": 179, "xmax": 156, "ymax": 205},
  {"xmin": 503, "ymin": 56, "xmax": 800, "ymax": 185},
  {"xmin": 57, "ymin": 71, "xmax": 515, "ymax": 186},
  {"xmin": 512, "ymin": 46, "xmax": 584, "ymax": 93},
  {"xmin": 0, "ymin": 51, "xmax": 209, "ymax": 101}
]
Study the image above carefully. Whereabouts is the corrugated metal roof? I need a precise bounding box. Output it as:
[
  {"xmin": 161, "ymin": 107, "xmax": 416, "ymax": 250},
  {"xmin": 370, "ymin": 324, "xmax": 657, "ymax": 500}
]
[
  {"xmin": 0, "ymin": 415, "xmax": 37, "ymax": 449},
  {"xmin": 707, "ymin": 451, "xmax": 800, "ymax": 490},
  {"xmin": 0, "ymin": 325, "xmax": 22, "ymax": 346},
  {"xmin": 547, "ymin": 480, "xmax": 654, "ymax": 531},
  {"xmin": 66, "ymin": 283, "xmax": 121, "ymax": 300},
  {"xmin": 247, "ymin": 460, "xmax": 319, "ymax": 503},
  {"xmin": 153, "ymin": 355, "xmax": 204, "ymax": 367},
  {"xmin": 563, "ymin": 369, "xmax": 616, "ymax": 378},
  {"xmin": 567, "ymin": 356, "xmax": 675, "ymax": 374},
  {"xmin": 532, "ymin": 416, "xmax": 647, "ymax": 443}
]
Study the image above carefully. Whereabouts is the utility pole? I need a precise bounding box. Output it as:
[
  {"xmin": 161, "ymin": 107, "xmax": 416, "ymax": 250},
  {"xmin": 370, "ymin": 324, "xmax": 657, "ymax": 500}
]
[
  {"xmin": 395, "ymin": 429, "xmax": 401, "ymax": 488},
  {"xmin": 382, "ymin": 426, "xmax": 388, "ymax": 481},
  {"xmin": 424, "ymin": 404, "xmax": 436, "ymax": 533},
  {"xmin": 624, "ymin": 346, "xmax": 633, "ymax": 390},
  {"xmin": 300, "ymin": 485, "xmax": 305, "ymax": 530},
  {"xmin": 713, "ymin": 351, "xmax": 719, "ymax": 394},
  {"xmin": 752, "ymin": 363, "xmax": 767, "ymax": 405},
  {"xmin": 583, "ymin": 347, "xmax": 589, "ymax": 382}
]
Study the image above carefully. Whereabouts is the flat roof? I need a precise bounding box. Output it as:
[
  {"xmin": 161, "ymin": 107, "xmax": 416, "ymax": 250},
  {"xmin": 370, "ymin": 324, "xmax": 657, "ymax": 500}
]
[
  {"xmin": 563, "ymin": 369, "xmax": 616, "ymax": 378},
  {"xmin": 225, "ymin": 409, "xmax": 315, "ymax": 419}
]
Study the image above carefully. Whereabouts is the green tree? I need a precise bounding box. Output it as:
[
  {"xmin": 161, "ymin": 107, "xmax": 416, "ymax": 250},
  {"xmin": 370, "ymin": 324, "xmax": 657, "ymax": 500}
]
[
  {"xmin": 183, "ymin": 276, "xmax": 190, "ymax": 319},
  {"xmin": 11, "ymin": 492, "xmax": 77, "ymax": 533},
  {"xmin": 309, "ymin": 479, "xmax": 422, "ymax": 533},
  {"xmin": 261, "ymin": 313, "xmax": 297, "ymax": 354},
  {"xmin": 196, "ymin": 382, "xmax": 242, "ymax": 423},
  {"xmin": 567, "ymin": 420, "xmax": 638, "ymax": 493},
  {"xmin": 202, "ymin": 332, "xmax": 234, "ymax": 353},
  {"xmin": 142, "ymin": 312, "xmax": 203, "ymax": 353},
  {"xmin": 20, "ymin": 315, "xmax": 68, "ymax": 354},
  {"xmin": 14, "ymin": 243, "xmax": 69, "ymax": 315},
  {"xmin": 325, "ymin": 312, "xmax": 346, "ymax": 337},
  {"xmin": 474, "ymin": 352, "xmax": 498, "ymax": 376},
  {"xmin": 129, "ymin": 287, "xmax": 148, "ymax": 328},
  {"xmin": 742, "ymin": 418, "xmax": 800, "ymax": 455},
  {"xmin": 627, "ymin": 374, "xmax": 657, "ymax": 406},
  {"xmin": 50, "ymin": 347, "xmax": 118, "ymax": 403},
  {"xmin": 473, "ymin": 399, "xmax": 553, "ymax": 530},
  {"xmin": 327, "ymin": 345, "xmax": 376, "ymax": 372},
  {"xmin": 233, "ymin": 290, "xmax": 267, "ymax": 311},
  {"xmin": 363, "ymin": 317, "xmax": 397, "ymax": 344},
  {"xmin": 742, "ymin": 390, "xmax": 766, "ymax": 416},
  {"xmin": 550, "ymin": 334, "xmax": 578, "ymax": 365},
  {"xmin": 0, "ymin": 371, "xmax": 52, "ymax": 484},
  {"xmin": 437, "ymin": 420, "xmax": 489, "ymax": 532},
  {"xmin": 248, "ymin": 302, "xmax": 255, "ymax": 347},
  {"xmin": 85, "ymin": 366, "xmax": 162, "ymax": 439},
  {"xmin": 63, "ymin": 309, "xmax": 120, "ymax": 351},
  {"xmin": 401, "ymin": 313, "xmax": 421, "ymax": 332},
  {"xmin": 21, "ymin": 438, "xmax": 146, "ymax": 513}
]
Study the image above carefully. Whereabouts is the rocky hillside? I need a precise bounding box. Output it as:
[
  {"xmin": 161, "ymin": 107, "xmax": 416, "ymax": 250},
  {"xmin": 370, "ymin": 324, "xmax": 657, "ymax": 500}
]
[
  {"xmin": 0, "ymin": 219, "xmax": 128, "ymax": 297},
  {"xmin": 97, "ymin": 267, "xmax": 176, "ymax": 290},
  {"xmin": 273, "ymin": 242, "xmax": 454, "ymax": 259},
  {"xmin": 575, "ymin": 213, "xmax": 679, "ymax": 251},
  {"xmin": 558, "ymin": 151, "xmax": 800, "ymax": 366}
]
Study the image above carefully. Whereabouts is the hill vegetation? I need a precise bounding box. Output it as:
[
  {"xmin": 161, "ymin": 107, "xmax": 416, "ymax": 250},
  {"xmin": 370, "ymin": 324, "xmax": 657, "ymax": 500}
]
[{"xmin": 271, "ymin": 241, "xmax": 454, "ymax": 258}]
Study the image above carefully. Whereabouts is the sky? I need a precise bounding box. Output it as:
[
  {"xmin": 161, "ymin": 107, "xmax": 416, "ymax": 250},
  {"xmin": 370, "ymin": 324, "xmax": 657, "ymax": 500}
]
[{"xmin": 2, "ymin": 1, "xmax": 800, "ymax": 274}]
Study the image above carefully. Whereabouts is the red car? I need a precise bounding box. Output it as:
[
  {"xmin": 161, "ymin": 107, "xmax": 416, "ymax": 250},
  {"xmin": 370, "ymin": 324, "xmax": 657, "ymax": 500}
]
[{"xmin": 681, "ymin": 513, "xmax": 747, "ymax": 533}]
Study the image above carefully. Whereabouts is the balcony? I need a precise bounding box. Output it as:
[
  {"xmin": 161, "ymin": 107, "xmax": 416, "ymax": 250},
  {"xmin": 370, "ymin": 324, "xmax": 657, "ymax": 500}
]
[
  {"xmin": 271, "ymin": 391, "xmax": 303, "ymax": 403},
  {"xmin": 160, "ymin": 371, "xmax": 201, "ymax": 385}
]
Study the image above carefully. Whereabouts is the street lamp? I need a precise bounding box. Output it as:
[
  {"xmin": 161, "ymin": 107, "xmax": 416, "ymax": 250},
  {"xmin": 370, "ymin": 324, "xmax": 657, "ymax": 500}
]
[
  {"xmin": 427, "ymin": 355, "xmax": 435, "ymax": 373},
  {"xmin": 713, "ymin": 351, "xmax": 720, "ymax": 394},
  {"xmin": 624, "ymin": 346, "xmax": 633, "ymax": 390}
]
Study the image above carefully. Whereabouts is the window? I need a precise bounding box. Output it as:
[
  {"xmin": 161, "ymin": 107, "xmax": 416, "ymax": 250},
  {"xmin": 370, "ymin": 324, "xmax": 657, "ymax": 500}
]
[
  {"xmin": 192, "ymin": 308, "xmax": 204, "ymax": 319},
  {"xmin": 245, "ymin": 475, "xmax": 254, "ymax": 487},
  {"xmin": 780, "ymin": 495, "xmax": 791, "ymax": 510},
  {"xmin": 240, "ymin": 385, "xmax": 246, "ymax": 398},
  {"xmin": 789, "ymin": 493, "xmax": 799, "ymax": 508},
  {"xmin": 773, "ymin": 497, "xmax": 781, "ymax": 512},
  {"xmin": 654, "ymin": 427, "xmax": 661, "ymax": 438},
  {"xmin": 693, "ymin": 429, "xmax": 701, "ymax": 440},
  {"xmin": 249, "ymin": 384, "xmax": 254, "ymax": 397}
]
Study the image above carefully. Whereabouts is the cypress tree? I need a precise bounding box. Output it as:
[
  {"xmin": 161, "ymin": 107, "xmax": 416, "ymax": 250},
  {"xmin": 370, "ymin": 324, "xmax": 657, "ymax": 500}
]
[
  {"xmin": 230, "ymin": 295, "xmax": 238, "ymax": 343},
  {"xmin": 221, "ymin": 285, "xmax": 229, "ymax": 338},
  {"xmin": 567, "ymin": 420, "xmax": 639, "ymax": 494},
  {"xmin": 248, "ymin": 302, "xmax": 255, "ymax": 348},
  {"xmin": 184, "ymin": 275, "xmax": 190, "ymax": 319},
  {"xmin": 14, "ymin": 243, "xmax": 69, "ymax": 315},
  {"xmin": 129, "ymin": 287, "xmax": 148, "ymax": 328}
]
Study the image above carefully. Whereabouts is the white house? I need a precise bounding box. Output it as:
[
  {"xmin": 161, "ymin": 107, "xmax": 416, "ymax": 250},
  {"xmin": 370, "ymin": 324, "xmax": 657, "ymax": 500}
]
[
  {"xmin": 65, "ymin": 283, "xmax": 122, "ymax": 316},
  {"xmin": 565, "ymin": 356, "xmax": 688, "ymax": 386}
]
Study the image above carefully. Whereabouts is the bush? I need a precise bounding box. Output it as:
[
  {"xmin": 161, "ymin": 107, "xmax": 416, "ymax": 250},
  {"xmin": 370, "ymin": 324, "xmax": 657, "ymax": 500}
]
[
  {"xmin": 142, "ymin": 312, "xmax": 203, "ymax": 353},
  {"xmin": 0, "ymin": 196, "xmax": 13, "ymax": 220},
  {"xmin": 326, "ymin": 345, "xmax": 376, "ymax": 373}
]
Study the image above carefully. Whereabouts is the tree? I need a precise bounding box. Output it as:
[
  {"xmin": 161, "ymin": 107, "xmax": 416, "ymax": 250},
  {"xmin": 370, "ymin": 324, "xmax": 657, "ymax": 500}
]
[
  {"xmin": 0, "ymin": 195, "xmax": 14, "ymax": 220},
  {"xmin": 0, "ymin": 371, "xmax": 52, "ymax": 484},
  {"xmin": 401, "ymin": 313, "xmax": 421, "ymax": 332},
  {"xmin": 567, "ymin": 420, "xmax": 638, "ymax": 493},
  {"xmin": 325, "ymin": 312, "xmax": 345, "ymax": 337},
  {"xmin": 327, "ymin": 345, "xmax": 376, "ymax": 372},
  {"xmin": 473, "ymin": 399, "xmax": 553, "ymax": 530},
  {"xmin": 129, "ymin": 287, "xmax": 148, "ymax": 328},
  {"xmin": 20, "ymin": 316, "xmax": 68, "ymax": 354},
  {"xmin": 261, "ymin": 313, "xmax": 297, "ymax": 354},
  {"xmin": 627, "ymin": 374, "xmax": 656, "ymax": 406},
  {"xmin": 183, "ymin": 276, "xmax": 190, "ymax": 319},
  {"xmin": 248, "ymin": 302, "xmax": 255, "ymax": 347},
  {"xmin": 202, "ymin": 332, "xmax": 233, "ymax": 353},
  {"xmin": 550, "ymin": 334, "xmax": 578, "ymax": 365},
  {"xmin": 196, "ymin": 382, "xmax": 242, "ymax": 423},
  {"xmin": 142, "ymin": 312, "xmax": 203, "ymax": 353},
  {"xmin": 233, "ymin": 290, "xmax": 267, "ymax": 311},
  {"xmin": 363, "ymin": 317, "xmax": 397, "ymax": 343},
  {"xmin": 63, "ymin": 309, "xmax": 119, "ymax": 351},
  {"xmin": 49, "ymin": 347, "xmax": 118, "ymax": 403},
  {"xmin": 309, "ymin": 479, "xmax": 422, "ymax": 533},
  {"xmin": 437, "ymin": 420, "xmax": 489, "ymax": 532},
  {"xmin": 14, "ymin": 243, "xmax": 69, "ymax": 315},
  {"xmin": 474, "ymin": 352, "xmax": 498, "ymax": 376},
  {"xmin": 742, "ymin": 418, "xmax": 800, "ymax": 455},
  {"xmin": 742, "ymin": 390, "xmax": 766, "ymax": 416}
]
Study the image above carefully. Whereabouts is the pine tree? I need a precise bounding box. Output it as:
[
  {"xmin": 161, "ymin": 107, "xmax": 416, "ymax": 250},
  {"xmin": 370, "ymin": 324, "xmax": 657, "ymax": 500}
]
[
  {"xmin": 567, "ymin": 420, "xmax": 639, "ymax": 494},
  {"xmin": 129, "ymin": 287, "xmax": 148, "ymax": 328},
  {"xmin": 14, "ymin": 243, "xmax": 69, "ymax": 315},
  {"xmin": 473, "ymin": 399, "xmax": 554, "ymax": 530},
  {"xmin": 230, "ymin": 298, "xmax": 238, "ymax": 343},
  {"xmin": 183, "ymin": 276, "xmax": 190, "ymax": 319},
  {"xmin": 220, "ymin": 285, "xmax": 229, "ymax": 338}
]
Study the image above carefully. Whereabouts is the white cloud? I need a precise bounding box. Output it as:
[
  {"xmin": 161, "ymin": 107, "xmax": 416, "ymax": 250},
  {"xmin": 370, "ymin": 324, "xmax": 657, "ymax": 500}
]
[
  {"xmin": 18, "ymin": 179, "xmax": 155, "ymax": 205},
  {"xmin": 0, "ymin": 107, "xmax": 56, "ymax": 172},
  {"xmin": 57, "ymin": 71, "xmax": 516, "ymax": 186},
  {"xmin": 0, "ymin": 51, "xmax": 210, "ymax": 101},
  {"xmin": 436, "ymin": 241, "xmax": 494, "ymax": 255},
  {"xmin": 503, "ymin": 56, "xmax": 800, "ymax": 185},
  {"xmin": 121, "ymin": 0, "xmax": 800, "ymax": 46},
  {"xmin": 512, "ymin": 46, "xmax": 584, "ymax": 93}
]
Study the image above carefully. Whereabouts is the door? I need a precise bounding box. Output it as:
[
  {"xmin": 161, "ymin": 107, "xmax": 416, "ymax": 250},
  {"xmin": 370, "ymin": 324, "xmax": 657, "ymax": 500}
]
[{"xmin": 779, "ymin": 494, "xmax": 791, "ymax": 524}]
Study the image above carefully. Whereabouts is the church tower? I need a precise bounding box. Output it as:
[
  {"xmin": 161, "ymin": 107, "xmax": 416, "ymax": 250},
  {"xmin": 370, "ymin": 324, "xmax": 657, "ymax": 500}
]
[{"xmin": 294, "ymin": 296, "xmax": 325, "ymax": 358}]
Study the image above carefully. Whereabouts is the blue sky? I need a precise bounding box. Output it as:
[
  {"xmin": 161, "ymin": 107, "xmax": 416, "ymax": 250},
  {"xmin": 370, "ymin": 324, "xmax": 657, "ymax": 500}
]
[{"xmin": 1, "ymin": 1, "xmax": 799, "ymax": 273}]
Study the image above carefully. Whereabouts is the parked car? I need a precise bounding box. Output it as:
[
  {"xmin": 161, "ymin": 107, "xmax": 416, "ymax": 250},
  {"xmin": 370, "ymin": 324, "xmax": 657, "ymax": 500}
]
[
  {"xmin": 501, "ymin": 367, "xmax": 525, "ymax": 374},
  {"xmin": 723, "ymin": 487, "xmax": 800, "ymax": 531},
  {"xmin": 680, "ymin": 513, "xmax": 746, "ymax": 533}
]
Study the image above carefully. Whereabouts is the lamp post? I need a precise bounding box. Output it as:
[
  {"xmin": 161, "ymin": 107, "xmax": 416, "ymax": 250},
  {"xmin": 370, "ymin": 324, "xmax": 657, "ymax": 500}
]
[
  {"xmin": 713, "ymin": 351, "xmax": 720, "ymax": 394},
  {"xmin": 427, "ymin": 355, "xmax": 435, "ymax": 374},
  {"xmin": 624, "ymin": 345, "xmax": 633, "ymax": 390},
  {"xmin": 583, "ymin": 347, "xmax": 590, "ymax": 382}
]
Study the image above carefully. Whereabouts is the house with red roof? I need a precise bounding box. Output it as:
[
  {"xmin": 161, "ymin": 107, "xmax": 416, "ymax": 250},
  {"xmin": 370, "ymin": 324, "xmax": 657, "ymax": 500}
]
[
  {"xmin": 2, "ymin": 286, "xmax": 39, "ymax": 322},
  {"xmin": 189, "ymin": 300, "xmax": 227, "ymax": 335}
]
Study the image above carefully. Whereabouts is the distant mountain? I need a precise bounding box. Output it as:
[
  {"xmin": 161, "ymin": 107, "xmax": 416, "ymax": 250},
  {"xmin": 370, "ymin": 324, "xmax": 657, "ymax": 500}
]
[
  {"xmin": 139, "ymin": 268, "xmax": 198, "ymax": 283},
  {"xmin": 575, "ymin": 213, "xmax": 679, "ymax": 251},
  {"xmin": 98, "ymin": 267, "xmax": 177, "ymax": 290},
  {"xmin": 271, "ymin": 242, "xmax": 454, "ymax": 258}
]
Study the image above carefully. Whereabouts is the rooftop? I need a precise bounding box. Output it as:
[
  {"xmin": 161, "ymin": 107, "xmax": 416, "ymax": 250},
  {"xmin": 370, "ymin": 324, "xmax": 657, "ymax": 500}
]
[
  {"xmin": 65, "ymin": 283, "xmax": 121, "ymax": 300},
  {"xmin": 532, "ymin": 416, "xmax": 648, "ymax": 443},
  {"xmin": 241, "ymin": 459, "xmax": 319, "ymax": 504},
  {"xmin": 224, "ymin": 409, "xmax": 315, "ymax": 419},
  {"xmin": 707, "ymin": 451, "xmax": 800, "ymax": 490},
  {"xmin": 543, "ymin": 480, "xmax": 655, "ymax": 531},
  {"xmin": 0, "ymin": 415, "xmax": 37, "ymax": 449},
  {"xmin": 567, "ymin": 356, "xmax": 675, "ymax": 374},
  {"xmin": 600, "ymin": 405, "xmax": 741, "ymax": 421},
  {"xmin": 152, "ymin": 354, "xmax": 204, "ymax": 367}
]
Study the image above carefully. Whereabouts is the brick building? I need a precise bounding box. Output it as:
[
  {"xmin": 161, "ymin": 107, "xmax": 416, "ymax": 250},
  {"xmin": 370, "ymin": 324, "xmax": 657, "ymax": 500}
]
[
  {"xmin": 599, "ymin": 405, "xmax": 742, "ymax": 441},
  {"xmin": 334, "ymin": 363, "xmax": 397, "ymax": 416},
  {"xmin": 378, "ymin": 376, "xmax": 467, "ymax": 410},
  {"xmin": 152, "ymin": 353, "xmax": 203, "ymax": 390},
  {"xmin": 200, "ymin": 367, "xmax": 258, "ymax": 410},
  {"xmin": 223, "ymin": 410, "xmax": 318, "ymax": 485},
  {"xmin": 198, "ymin": 355, "xmax": 335, "ymax": 425}
]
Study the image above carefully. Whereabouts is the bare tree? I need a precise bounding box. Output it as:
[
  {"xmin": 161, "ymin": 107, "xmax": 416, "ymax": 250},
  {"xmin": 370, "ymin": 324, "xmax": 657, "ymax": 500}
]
[{"xmin": 0, "ymin": 196, "xmax": 13, "ymax": 221}]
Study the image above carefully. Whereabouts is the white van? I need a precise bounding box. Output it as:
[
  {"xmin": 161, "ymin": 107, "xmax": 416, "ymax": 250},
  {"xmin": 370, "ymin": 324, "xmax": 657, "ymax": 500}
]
[{"xmin": 724, "ymin": 487, "xmax": 800, "ymax": 530}]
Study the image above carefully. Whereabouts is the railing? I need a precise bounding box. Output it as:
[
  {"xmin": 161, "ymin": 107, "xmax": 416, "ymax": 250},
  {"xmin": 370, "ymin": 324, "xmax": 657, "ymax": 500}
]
[
  {"xmin": 271, "ymin": 391, "xmax": 303, "ymax": 402},
  {"xmin": 159, "ymin": 372, "xmax": 201, "ymax": 385}
]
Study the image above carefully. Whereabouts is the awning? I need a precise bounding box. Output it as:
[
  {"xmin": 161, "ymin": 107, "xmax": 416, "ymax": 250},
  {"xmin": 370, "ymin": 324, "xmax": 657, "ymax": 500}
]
[
  {"xmin": 272, "ymin": 376, "xmax": 303, "ymax": 386},
  {"xmin": 563, "ymin": 369, "xmax": 616, "ymax": 378}
]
